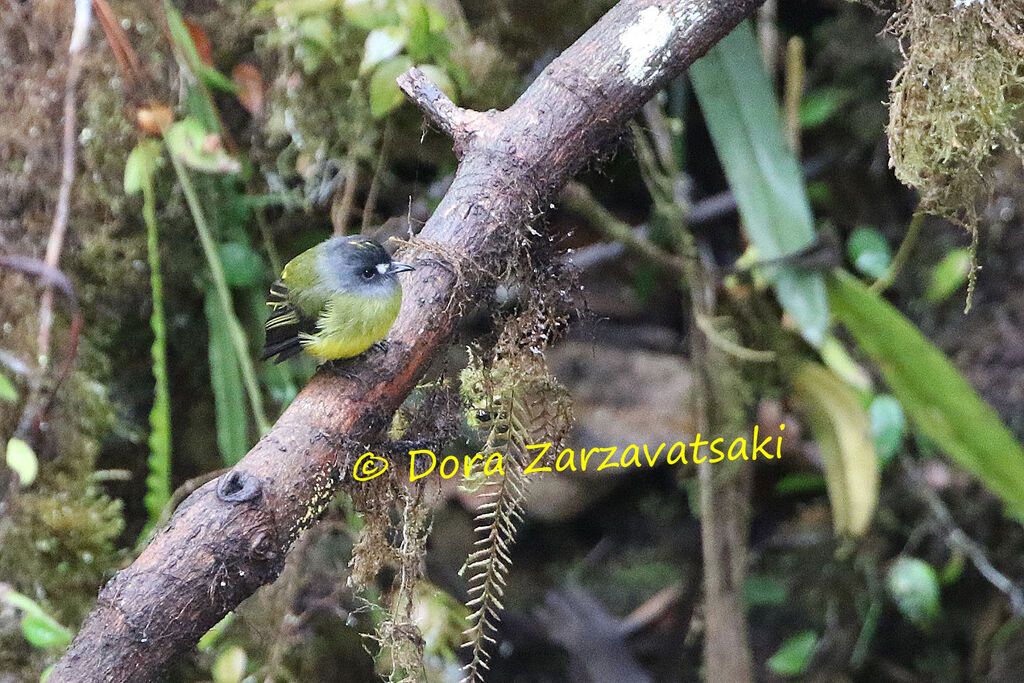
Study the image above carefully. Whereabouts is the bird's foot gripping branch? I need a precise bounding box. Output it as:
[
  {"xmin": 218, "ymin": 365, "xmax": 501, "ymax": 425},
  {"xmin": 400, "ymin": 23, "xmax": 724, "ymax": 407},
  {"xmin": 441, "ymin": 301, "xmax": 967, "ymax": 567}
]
[{"xmin": 49, "ymin": 1, "xmax": 763, "ymax": 680}]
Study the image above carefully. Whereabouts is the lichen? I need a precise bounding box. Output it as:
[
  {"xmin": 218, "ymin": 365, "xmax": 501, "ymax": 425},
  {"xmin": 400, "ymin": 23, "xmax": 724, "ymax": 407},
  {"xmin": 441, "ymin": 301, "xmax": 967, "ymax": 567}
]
[{"xmin": 619, "ymin": 6, "xmax": 674, "ymax": 86}]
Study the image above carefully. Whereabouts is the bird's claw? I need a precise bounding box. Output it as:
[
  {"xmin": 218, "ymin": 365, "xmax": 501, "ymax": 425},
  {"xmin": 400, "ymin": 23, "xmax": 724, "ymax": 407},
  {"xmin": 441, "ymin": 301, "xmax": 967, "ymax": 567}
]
[{"xmin": 323, "ymin": 357, "xmax": 361, "ymax": 382}]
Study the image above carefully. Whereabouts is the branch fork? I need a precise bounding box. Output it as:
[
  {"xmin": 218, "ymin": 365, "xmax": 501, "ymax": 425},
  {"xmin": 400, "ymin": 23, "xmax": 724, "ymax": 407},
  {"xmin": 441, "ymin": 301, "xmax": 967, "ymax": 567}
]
[{"xmin": 397, "ymin": 67, "xmax": 498, "ymax": 158}]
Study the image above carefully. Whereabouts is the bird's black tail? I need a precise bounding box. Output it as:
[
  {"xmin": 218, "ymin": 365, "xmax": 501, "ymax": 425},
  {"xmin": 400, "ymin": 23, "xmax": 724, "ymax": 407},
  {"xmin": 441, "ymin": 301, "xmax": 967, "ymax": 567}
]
[{"xmin": 261, "ymin": 281, "xmax": 311, "ymax": 363}]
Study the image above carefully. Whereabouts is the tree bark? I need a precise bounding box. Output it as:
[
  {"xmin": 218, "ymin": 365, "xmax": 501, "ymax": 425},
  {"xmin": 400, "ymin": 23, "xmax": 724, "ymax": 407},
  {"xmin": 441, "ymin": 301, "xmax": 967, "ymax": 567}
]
[{"xmin": 50, "ymin": 1, "xmax": 762, "ymax": 679}]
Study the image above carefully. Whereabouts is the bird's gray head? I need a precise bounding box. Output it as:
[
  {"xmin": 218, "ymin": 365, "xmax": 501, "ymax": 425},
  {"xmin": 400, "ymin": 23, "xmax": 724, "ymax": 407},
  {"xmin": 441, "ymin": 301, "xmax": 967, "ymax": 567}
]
[{"xmin": 321, "ymin": 235, "xmax": 414, "ymax": 295}]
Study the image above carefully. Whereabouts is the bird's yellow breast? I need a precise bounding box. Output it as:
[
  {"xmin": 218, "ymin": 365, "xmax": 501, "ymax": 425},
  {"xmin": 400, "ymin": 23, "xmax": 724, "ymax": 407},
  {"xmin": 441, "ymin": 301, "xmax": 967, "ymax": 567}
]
[{"xmin": 300, "ymin": 289, "xmax": 401, "ymax": 361}]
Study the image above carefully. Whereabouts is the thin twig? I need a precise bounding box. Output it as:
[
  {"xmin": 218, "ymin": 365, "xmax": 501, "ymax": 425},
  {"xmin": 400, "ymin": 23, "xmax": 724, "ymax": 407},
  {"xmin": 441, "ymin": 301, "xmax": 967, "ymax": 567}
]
[
  {"xmin": 757, "ymin": 0, "xmax": 778, "ymax": 72},
  {"xmin": 562, "ymin": 181, "xmax": 690, "ymax": 274},
  {"xmin": 90, "ymin": 0, "xmax": 144, "ymax": 92},
  {"xmin": 784, "ymin": 37, "xmax": 804, "ymax": 157},
  {"xmin": 36, "ymin": 0, "xmax": 92, "ymax": 373},
  {"xmin": 904, "ymin": 461, "xmax": 1024, "ymax": 614},
  {"xmin": 332, "ymin": 153, "xmax": 360, "ymax": 236},
  {"xmin": 1, "ymin": 256, "xmax": 84, "ymax": 438},
  {"xmin": 396, "ymin": 68, "xmax": 497, "ymax": 155},
  {"xmin": 641, "ymin": 91, "xmax": 756, "ymax": 683},
  {"xmin": 362, "ymin": 119, "xmax": 393, "ymax": 232},
  {"xmin": 693, "ymin": 312, "xmax": 776, "ymax": 363},
  {"xmin": 255, "ymin": 208, "xmax": 283, "ymax": 275}
]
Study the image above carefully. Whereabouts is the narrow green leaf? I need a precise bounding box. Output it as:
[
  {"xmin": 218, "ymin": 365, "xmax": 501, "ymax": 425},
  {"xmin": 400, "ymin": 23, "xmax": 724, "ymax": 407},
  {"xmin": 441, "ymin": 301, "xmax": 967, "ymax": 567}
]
[
  {"xmin": 369, "ymin": 55, "xmax": 413, "ymax": 119},
  {"xmin": 773, "ymin": 471, "xmax": 826, "ymax": 495},
  {"xmin": 164, "ymin": 0, "xmax": 203, "ymax": 71},
  {"xmin": 163, "ymin": 1, "xmax": 237, "ymax": 95},
  {"xmin": 829, "ymin": 269, "xmax": 1024, "ymax": 516},
  {"xmin": 199, "ymin": 65, "xmax": 239, "ymax": 94},
  {"xmin": 139, "ymin": 165, "xmax": 172, "ymax": 539},
  {"xmin": 198, "ymin": 612, "xmax": 235, "ymax": 652},
  {"xmin": 5, "ymin": 438, "xmax": 38, "ymax": 487},
  {"xmin": 791, "ymin": 362, "xmax": 879, "ymax": 537},
  {"xmin": 1, "ymin": 588, "xmax": 48, "ymax": 618},
  {"xmin": 691, "ymin": 21, "xmax": 828, "ymax": 346},
  {"xmin": 925, "ymin": 248, "xmax": 971, "ymax": 304},
  {"xmin": 21, "ymin": 613, "xmax": 72, "ymax": 649},
  {"xmin": 767, "ymin": 630, "xmax": 818, "ymax": 676},
  {"xmin": 939, "ymin": 551, "xmax": 965, "ymax": 585},
  {"xmin": 205, "ymin": 291, "xmax": 248, "ymax": 465},
  {"xmin": 820, "ymin": 335, "xmax": 872, "ymax": 392},
  {"xmin": 0, "ymin": 371, "xmax": 17, "ymax": 402},
  {"xmin": 165, "ymin": 141, "xmax": 271, "ymax": 435}
]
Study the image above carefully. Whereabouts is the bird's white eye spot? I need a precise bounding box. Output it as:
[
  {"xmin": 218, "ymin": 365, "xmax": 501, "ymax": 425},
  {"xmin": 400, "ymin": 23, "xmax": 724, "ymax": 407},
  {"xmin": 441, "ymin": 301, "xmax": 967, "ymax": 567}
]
[{"xmin": 376, "ymin": 262, "xmax": 389, "ymax": 275}]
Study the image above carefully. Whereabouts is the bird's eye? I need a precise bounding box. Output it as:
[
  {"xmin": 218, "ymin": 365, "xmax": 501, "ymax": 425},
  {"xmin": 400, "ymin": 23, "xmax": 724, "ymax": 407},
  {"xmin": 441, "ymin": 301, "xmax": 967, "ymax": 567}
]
[{"xmin": 361, "ymin": 267, "xmax": 375, "ymax": 280}]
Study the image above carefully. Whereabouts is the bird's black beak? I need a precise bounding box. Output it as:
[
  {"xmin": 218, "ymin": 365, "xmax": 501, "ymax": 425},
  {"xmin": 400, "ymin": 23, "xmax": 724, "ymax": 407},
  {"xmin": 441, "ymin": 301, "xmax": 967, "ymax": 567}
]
[{"xmin": 388, "ymin": 261, "xmax": 415, "ymax": 274}]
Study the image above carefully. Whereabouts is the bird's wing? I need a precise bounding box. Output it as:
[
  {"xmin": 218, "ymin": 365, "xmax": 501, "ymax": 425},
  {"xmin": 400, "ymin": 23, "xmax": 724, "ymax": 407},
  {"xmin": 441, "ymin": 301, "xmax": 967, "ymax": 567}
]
[{"xmin": 261, "ymin": 280, "xmax": 316, "ymax": 363}]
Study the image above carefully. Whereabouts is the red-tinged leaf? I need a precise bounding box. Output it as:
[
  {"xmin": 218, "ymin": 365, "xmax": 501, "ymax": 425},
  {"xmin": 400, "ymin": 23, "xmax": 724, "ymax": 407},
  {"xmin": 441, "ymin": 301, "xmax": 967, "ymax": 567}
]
[
  {"xmin": 183, "ymin": 17, "xmax": 214, "ymax": 67},
  {"xmin": 232, "ymin": 63, "xmax": 264, "ymax": 116}
]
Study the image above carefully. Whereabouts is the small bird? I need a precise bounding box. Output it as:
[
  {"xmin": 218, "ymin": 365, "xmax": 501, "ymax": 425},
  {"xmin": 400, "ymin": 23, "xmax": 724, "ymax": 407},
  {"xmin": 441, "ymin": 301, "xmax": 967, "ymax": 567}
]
[{"xmin": 261, "ymin": 235, "xmax": 414, "ymax": 363}]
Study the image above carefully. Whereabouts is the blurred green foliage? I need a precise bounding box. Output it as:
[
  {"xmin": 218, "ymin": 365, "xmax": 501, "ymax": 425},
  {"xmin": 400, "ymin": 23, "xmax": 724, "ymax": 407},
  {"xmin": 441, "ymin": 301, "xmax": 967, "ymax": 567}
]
[{"xmin": 691, "ymin": 20, "xmax": 829, "ymax": 347}]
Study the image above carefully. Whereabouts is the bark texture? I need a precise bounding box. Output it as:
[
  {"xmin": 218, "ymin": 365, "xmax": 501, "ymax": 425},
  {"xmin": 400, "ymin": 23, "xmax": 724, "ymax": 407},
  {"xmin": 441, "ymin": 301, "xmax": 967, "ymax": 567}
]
[{"xmin": 50, "ymin": 1, "xmax": 762, "ymax": 679}]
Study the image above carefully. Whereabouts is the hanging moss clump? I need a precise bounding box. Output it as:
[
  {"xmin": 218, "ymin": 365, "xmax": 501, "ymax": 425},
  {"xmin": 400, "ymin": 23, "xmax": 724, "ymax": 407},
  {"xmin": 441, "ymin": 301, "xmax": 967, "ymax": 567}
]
[{"xmin": 886, "ymin": 0, "xmax": 1024, "ymax": 304}]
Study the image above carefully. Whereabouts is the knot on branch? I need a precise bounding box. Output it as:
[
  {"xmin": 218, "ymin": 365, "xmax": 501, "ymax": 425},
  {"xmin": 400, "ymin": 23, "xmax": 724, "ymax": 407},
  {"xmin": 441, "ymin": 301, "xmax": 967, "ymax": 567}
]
[
  {"xmin": 397, "ymin": 67, "xmax": 499, "ymax": 157},
  {"xmin": 216, "ymin": 470, "xmax": 262, "ymax": 503}
]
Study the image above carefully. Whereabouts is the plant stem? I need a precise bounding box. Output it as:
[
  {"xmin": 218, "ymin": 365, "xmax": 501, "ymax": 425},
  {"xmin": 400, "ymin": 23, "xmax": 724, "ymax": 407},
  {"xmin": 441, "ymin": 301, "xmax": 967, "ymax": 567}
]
[
  {"xmin": 36, "ymin": 0, "xmax": 92, "ymax": 371},
  {"xmin": 870, "ymin": 211, "xmax": 925, "ymax": 293},
  {"xmin": 362, "ymin": 119, "xmax": 393, "ymax": 232},
  {"xmin": 562, "ymin": 181, "xmax": 689, "ymax": 275},
  {"xmin": 165, "ymin": 146, "xmax": 271, "ymax": 434},
  {"xmin": 784, "ymin": 37, "xmax": 804, "ymax": 156},
  {"xmin": 332, "ymin": 152, "xmax": 360, "ymax": 235},
  {"xmin": 255, "ymin": 208, "xmax": 283, "ymax": 275},
  {"xmin": 140, "ymin": 174, "xmax": 172, "ymax": 538}
]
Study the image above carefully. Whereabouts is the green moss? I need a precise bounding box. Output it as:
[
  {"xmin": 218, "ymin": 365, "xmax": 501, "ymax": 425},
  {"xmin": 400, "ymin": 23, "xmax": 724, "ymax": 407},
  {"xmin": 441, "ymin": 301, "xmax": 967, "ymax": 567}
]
[
  {"xmin": 0, "ymin": 372, "xmax": 124, "ymax": 625},
  {"xmin": 886, "ymin": 0, "xmax": 1024, "ymax": 304}
]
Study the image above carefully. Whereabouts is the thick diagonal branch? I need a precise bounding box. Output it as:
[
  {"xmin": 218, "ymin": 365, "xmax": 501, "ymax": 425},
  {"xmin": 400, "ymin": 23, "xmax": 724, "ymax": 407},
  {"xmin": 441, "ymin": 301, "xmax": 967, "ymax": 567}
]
[{"xmin": 50, "ymin": 1, "xmax": 761, "ymax": 680}]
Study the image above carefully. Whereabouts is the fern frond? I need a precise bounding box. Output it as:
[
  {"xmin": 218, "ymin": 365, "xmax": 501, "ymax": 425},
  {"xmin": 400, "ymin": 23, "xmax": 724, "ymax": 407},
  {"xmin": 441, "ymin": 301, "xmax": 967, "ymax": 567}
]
[
  {"xmin": 459, "ymin": 454, "xmax": 527, "ymax": 683},
  {"xmin": 457, "ymin": 293, "xmax": 574, "ymax": 682}
]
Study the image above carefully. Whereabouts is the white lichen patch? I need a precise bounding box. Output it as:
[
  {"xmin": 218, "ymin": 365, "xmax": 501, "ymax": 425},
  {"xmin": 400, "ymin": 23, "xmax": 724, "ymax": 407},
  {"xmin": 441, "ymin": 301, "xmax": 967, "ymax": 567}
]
[{"xmin": 619, "ymin": 6, "xmax": 675, "ymax": 85}]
